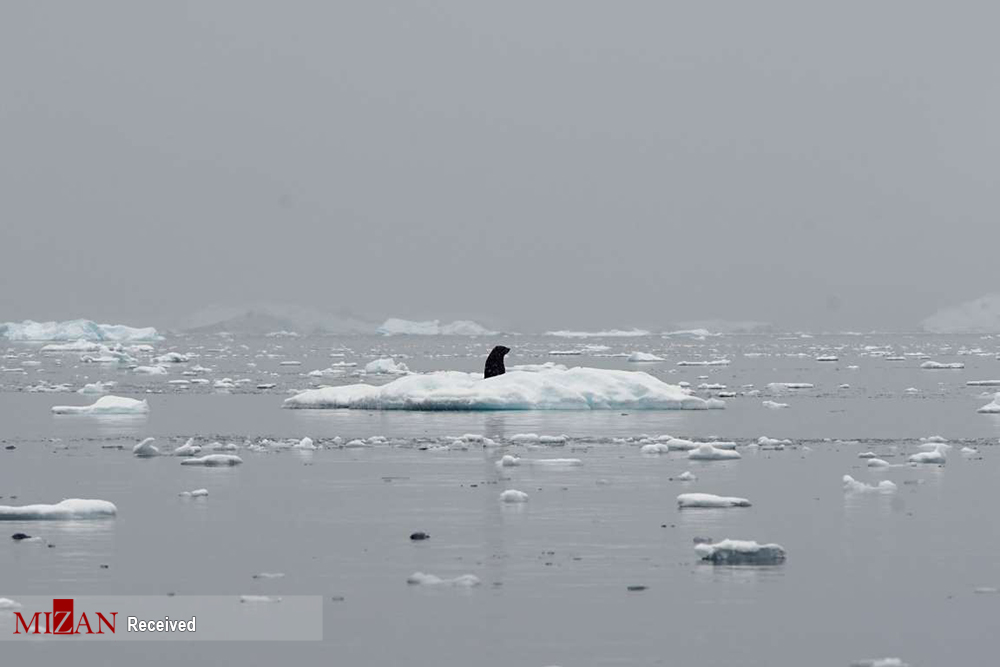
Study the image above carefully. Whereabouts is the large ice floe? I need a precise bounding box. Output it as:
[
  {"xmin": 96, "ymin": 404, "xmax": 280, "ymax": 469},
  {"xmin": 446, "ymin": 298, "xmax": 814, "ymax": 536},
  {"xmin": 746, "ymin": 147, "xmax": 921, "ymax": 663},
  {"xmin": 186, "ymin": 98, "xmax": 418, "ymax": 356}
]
[
  {"xmin": 283, "ymin": 367, "xmax": 722, "ymax": 411},
  {"xmin": 0, "ymin": 319, "xmax": 160, "ymax": 341},
  {"xmin": 377, "ymin": 319, "xmax": 494, "ymax": 336},
  {"xmin": 0, "ymin": 499, "xmax": 117, "ymax": 521},
  {"xmin": 677, "ymin": 493, "xmax": 751, "ymax": 508},
  {"xmin": 52, "ymin": 395, "xmax": 150, "ymax": 415},
  {"xmin": 180, "ymin": 455, "xmax": 243, "ymax": 466},
  {"xmin": 694, "ymin": 539, "xmax": 787, "ymax": 565}
]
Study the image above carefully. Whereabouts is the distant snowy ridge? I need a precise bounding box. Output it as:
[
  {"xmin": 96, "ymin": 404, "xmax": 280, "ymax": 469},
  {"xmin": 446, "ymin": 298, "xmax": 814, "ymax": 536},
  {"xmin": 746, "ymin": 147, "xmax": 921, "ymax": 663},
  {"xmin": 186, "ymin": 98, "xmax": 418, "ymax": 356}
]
[
  {"xmin": 921, "ymin": 294, "xmax": 1000, "ymax": 333},
  {"xmin": 284, "ymin": 367, "xmax": 724, "ymax": 411},
  {"xmin": 545, "ymin": 328, "xmax": 651, "ymax": 338},
  {"xmin": 377, "ymin": 318, "xmax": 495, "ymax": 336},
  {"xmin": 0, "ymin": 319, "xmax": 160, "ymax": 341}
]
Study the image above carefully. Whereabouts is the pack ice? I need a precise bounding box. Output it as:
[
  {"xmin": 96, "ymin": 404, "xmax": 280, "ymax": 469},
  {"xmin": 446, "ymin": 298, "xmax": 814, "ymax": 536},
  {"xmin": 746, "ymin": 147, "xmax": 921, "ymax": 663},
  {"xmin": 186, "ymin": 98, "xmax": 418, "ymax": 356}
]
[
  {"xmin": 52, "ymin": 395, "xmax": 150, "ymax": 415},
  {"xmin": 283, "ymin": 367, "xmax": 723, "ymax": 411},
  {"xmin": 0, "ymin": 499, "xmax": 117, "ymax": 520},
  {"xmin": 0, "ymin": 319, "xmax": 160, "ymax": 341}
]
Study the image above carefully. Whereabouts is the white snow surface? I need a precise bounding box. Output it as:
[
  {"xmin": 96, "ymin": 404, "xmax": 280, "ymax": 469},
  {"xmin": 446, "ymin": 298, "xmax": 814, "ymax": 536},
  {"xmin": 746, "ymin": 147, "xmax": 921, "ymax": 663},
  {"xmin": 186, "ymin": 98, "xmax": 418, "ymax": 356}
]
[
  {"xmin": 377, "ymin": 318, "xmax": 494, "ymax": 336},
  {"xmin": 0, "ymin": 498, "xmax": 117, "ymax": 520},
  {"xmin": 0, "ymin": 319, "xmax": 160, "ymax": 341},
  {"xmin": 52, "ymin": 395, "xmax": 150, "ymax": 415},
  {"xmin": 284, "ymin": 367, "xmax": 721, "ymax": 411},
  {"xmin": 677, "ymin": 493, "xmax": 751, "ymax": 508}
]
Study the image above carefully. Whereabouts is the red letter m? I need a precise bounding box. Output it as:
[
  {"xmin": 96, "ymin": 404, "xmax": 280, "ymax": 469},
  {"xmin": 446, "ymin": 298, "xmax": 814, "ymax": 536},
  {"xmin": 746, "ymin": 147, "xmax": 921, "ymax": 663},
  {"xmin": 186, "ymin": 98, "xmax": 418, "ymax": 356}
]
[{"xmin": 13, "ymin": 612, "xmax": 41, "ymax": 635}]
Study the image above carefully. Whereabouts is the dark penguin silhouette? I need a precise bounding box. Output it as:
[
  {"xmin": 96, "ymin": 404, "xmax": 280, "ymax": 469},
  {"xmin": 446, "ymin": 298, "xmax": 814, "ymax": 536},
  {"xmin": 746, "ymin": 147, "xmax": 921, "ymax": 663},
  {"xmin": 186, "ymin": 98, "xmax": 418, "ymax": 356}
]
[{"xmin": 484, "ymin": 345, "xmax": 510, "ymax": 379}]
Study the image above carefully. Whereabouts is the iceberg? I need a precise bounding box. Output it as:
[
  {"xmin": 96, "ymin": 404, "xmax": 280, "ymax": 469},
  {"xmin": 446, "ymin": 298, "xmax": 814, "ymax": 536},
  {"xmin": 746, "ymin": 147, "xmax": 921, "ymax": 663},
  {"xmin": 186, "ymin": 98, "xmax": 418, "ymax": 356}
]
[
  {"xmin": 180, "ymin": 454, "xmax": 243, "ymax": 466},
  {"xmin": 545, "ymin": 329, "xmax": 650, "ymax": 338},
  {"xmin": 909, "ymin": 445, "xmax": 947, "ymax": 464},
  {"xmin": 500, "ymin": 489, "xmax": 529, "ymax": 503},
  {"xmin": 842, "ymin": 475, "xmax": 897, "ymax": 494},
  {"xmin": 677, "ymin": 493, "xmax": 751, "ymax": 508},
  {"xmin": 920, "ymin": 360, "xmax": 964, "ymax": 370},
  {"xmin": 52, "ymin": 395, "xmax": 150, "ymax": 415},
  {"xmin": 688, "ymin": 444, "xmax": 742, "ymax": 460},
  {"xmin": 694, "ymin": 539, "xmax": 786, "ymax": 565},
  {"xmin": 0, "ymin": 498, "xmax": 117, "ymax": 521},
  {"xmin": 626, "ymin": 352, "xmax": 664, "ymax": 362},
  {"xmin": 283, "ymin": 367, "xmax": 722, "ymax": 411},
  {"xmin": 0, "ymin": 319, "xmax": 160, "ymax": 341},
  {"xmin": 377, "ymin": 318, "xmax": 494, "ymax": 336},
  {"xmin": 41, "ymin": 339, "xmax": 103, "ymax": 353}
]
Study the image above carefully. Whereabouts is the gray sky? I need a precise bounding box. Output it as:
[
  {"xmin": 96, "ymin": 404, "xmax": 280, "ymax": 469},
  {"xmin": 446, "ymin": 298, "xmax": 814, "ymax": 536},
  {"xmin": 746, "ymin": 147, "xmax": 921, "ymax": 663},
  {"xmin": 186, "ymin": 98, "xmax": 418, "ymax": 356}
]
[{"xmin": 2, "ymin": 1, "xmax": 997, "ymax": 332}]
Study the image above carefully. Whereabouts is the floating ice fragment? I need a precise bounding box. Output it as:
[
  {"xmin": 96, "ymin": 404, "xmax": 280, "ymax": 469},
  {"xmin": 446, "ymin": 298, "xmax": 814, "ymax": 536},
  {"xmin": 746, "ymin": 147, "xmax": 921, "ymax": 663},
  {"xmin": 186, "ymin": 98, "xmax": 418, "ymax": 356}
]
[
  {"xmin": 284, "ymin": 367, "xmax": 721, "ymax": 411},
  {"xmin": 762, "ymin": 401, "xmax": 790, "ymax": 409},
  {"xmin": 133, "ymin": 438, "xmax": 160, "ymax": 457},
  {"xmin": 179, "ymin": 489, "xmax": 208, "ymax": 498},
  {"xmin": 626, "ymin": 352, "xmax": 664, "ymax": 362},
  {"xmin": 694, "ymin": 539, "xmax": 786, "ymax": 565},
  {"xmin": 867, "ymin": 458, "xmax": 891, "ymax": 468},
  {"xmin": 842, "ymin": 475, "xmax": 897, "ymax": 494},
  {"xmin": 52, "ymin": 395, "xmax": 149, "ymax": 415},
  {"xmin": 0, "ymin": 499, "xmax": 117, "ymax": 521},
  {"xmin": 676, "ymin": 471, "xmax": 697, "ymax": 481},
  {"xmin": 180, "ymin": 455, "xmax": 243, "ymax": 467},
  {"xmin": 406, "ymin": 572, "xmax": 481, "ymax": 587},
  {"xmin": 363, "ymin": 358, "xmax": 410, "ymax": 375},
  {"xmin": 688, "ymin": 444, "xmax": 741, "ymax": 461},
  {"xmin": 294, "ymin": 437, "xmax": 317, "ymax": 450},
  {"xmin": 500, "ymin": 490, "xmax": 529, "ymax": 503},
  {"xmin": 172, "ymin": 439, "xmax": 202, "ymax": 456},
  {"xmin": 920, "ymin": 361, "xmax": 964, "ymax": 369},
  {"xmin": 240, "ymin": 595, "xmax": 281, "ymax": 603},
  {"xmin": 677, "ymin": 493, "xmax": 751, "ymax": 508}
]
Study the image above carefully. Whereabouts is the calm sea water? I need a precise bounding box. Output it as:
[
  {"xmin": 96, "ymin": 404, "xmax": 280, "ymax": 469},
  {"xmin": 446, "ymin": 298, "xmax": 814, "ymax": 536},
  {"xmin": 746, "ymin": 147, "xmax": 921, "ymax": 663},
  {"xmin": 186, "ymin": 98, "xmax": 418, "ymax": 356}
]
[{"xmin": 3, "ymin": 333, "xmax": 999, "ymax": 666}]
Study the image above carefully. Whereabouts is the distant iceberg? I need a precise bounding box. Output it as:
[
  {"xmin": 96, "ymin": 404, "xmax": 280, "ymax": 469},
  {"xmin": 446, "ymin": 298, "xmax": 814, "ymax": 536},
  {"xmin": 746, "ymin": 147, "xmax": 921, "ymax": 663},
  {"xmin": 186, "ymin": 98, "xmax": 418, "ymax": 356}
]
[
  {"xmin": 0, "ymin": 498, "xmax": 117, "ymax": 521},
  {"xmin": 0, "ymin": 319, "xmax": 160, "ymax": 341},
  {"xmin": 377, "ymin": 318, "xmax": 494, "ymax": 336},
  {"xmin": 284, "ymin": 367, "xmax": 722, "ymax": 411},
  {"xmin": 922, "ymin": 294, "xmax": 1000, "ymax": 333},
  {"xmin": 545, "ymin": 328, "xmax": 651, "ymax": 338}
]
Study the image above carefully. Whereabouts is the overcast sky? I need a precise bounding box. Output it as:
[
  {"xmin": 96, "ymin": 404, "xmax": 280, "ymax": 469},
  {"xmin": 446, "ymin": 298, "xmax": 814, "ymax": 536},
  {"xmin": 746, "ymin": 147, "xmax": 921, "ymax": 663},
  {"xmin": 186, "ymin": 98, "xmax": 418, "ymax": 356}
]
[{"xmin": 1, "ymin": 2, "xmax": 997, "ymax": 331}]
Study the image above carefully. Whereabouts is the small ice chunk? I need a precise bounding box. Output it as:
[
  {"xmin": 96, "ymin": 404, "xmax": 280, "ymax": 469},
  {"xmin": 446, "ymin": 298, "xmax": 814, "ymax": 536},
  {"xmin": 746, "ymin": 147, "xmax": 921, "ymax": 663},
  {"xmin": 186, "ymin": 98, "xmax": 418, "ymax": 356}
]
[
  {"xmin": 0, "ymin": 498, "xmax": 117, "ymax": 521},
  {"xmin": 133, "ymin": 438, "xmax": 160, "ymax": 457},
  {"xmin": 134, "ymin": 365, "xmax": 169, "ymax": 375},
  {"xmin": 363, "ymin": 358, "xmax": 410, "ymax": 375},
  {"xmin": 180, "ymin": 454, "xmax": 244, "ymax": 467},
  {"xmin": 858, "ymin": 452, "xmax": 878, "ymax": 458},
  {"xmin": 762, "ymin": 400, "xmax": 790, "ymax": 409},
  {"xmin": 294, "ymin": 437, "xmax": 317, "ymax": 450},
  {"xmin": 908, "ymin": 444, "xmax": 947, "ymax": 464},
  {"xmin": 252, "ymin": 572, "xmax": 285, "ymax": 579},
  {"xmin": 694, "ymin": 539, "xmax": 786, "ymax": 565},
  {"xmin": 500, "ymin": 489, "xmax": 529, "ymax": 503},
  {"xmin": 52, "ymin": 395, "xmax": 149, "ymax": 415},
  {"xmin": 677, "ymin": 493, "xmax": 751, "ymax": 508},
  {"xmin": 688, "ymin": 444, "xmax": 742, "ymax": 461},
  {"xmin": 172, "ymin": 439, "xmax": 202, "ymax": 456},
  {"xmin": 179, "ymin": 489, "xmax": 209, "ymax": 498},
  {"xmin": 498, "ymin": 454, "xmax": 520, "ymax": 467},
  {"xmin": 977, "ymin": 392, "xmax": 1000, "ymax": 413},
  {"xmin": 676, "ymin": 471, "xmax": 697, "ymax": 481},
  {"xmin": 406, "ymin": 572, "xmax": 481, "ymax": 587},
  {"xmin": 920, "ymin": 360, "xmax": 964, "ymax": 369},
  {"xmin": 155, "ymin": 352, "xmax": 190, "ymax": 363},
  {"xmin": 842, "ymin": 475, "xmax": 897, "ymax": 494},
  {"xmin": 626, "ymin": 352, "xmax": 664, "ymax": 362},
  {"xmin": 867, "ymin": 458, "xmax": 891, "ymax": 468},
  {"xmin": 531, "ymin": 458, "xmax": 583, "ymax": 466},
  {"xmin": 640, "ymin": 443, "xmax": 670, "ymax": 454},
  {"xmin": 77, "ymin": 381, "xmax": 112, "ymax": 395},
  {"xmin": 961, "ymin": 446, "xmax": 978, "ymax": 455},
  {"xmin": 240, "ymin": 595, "xmax": 281, "ymax": 603}
]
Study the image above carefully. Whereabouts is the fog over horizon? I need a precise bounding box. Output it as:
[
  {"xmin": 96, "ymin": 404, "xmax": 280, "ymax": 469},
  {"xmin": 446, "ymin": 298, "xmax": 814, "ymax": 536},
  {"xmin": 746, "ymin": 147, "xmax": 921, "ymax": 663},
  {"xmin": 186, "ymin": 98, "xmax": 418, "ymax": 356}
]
[{"xmin": 2, "ymin": 2, "xmax": 999, "ymax": 333}]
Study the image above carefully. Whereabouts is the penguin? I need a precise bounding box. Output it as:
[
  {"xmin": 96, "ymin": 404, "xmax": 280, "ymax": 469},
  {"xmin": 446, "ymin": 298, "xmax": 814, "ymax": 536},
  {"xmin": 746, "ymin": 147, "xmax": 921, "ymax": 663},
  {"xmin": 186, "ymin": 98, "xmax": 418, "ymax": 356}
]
[{"xmin": 484, "ymin": 345, "xmax": 510, "ymax": 379}]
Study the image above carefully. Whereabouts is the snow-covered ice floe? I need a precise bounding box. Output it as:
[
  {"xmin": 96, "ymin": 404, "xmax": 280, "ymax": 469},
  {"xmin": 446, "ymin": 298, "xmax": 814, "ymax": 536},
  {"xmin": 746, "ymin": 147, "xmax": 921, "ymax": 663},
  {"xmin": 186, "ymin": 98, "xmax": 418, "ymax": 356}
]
[
  {"xmin": 52, "ymin": 395, "xmax": 150, "ymax": 415},
  {"xmin": 133, "ymin": 438, "xmax": 160, "ymax": 457},
  {"xmin": 77, "ymin": 381, "xmax": 113, "ymax": 395},
  {"xmin": 908, "ymin": 445, "xmax": 947, "ymax": 464},
  {"xmin": 766, "ymin": 382, "xmax": 814, "ymax": 391},
  {"xmin": 688, "ymin": 444, "xmax": 742, "ymax": 460},
  {"xmin": 677, "ymin": 493, "xmax": 751, "ymax": 508},
  {"xmin": 180, "ymin": 455, "xmax": 243, "ymax": 466},
  {"xmin": 694, "ymin": 539, "xmax": 786, "ymax": 565},
  {"xmin": 762, "ymin": 400, "xmax": 789, "ymax": 409},
  {"xmin": 626, "ymin": 352, "xmax": 664, "ymax": 362},
  {"xmin": 406, "ymin": 572, "xmax": 481, "ymax": 587},
  {"xmin": 283, "ymin": 367, "xmax": 723, "ymax": 411},
  {"xmin": 676, "ymin": 359, "xmax": 730, "ymax": 366},
  {"xmin": 179, "ymin": 489, "xmax": 209, "ymax": 498},
  {"xmin": 920, "ymin": 360, "xmax": 965, "ymax": 370},
  {"xmin": 0, "ymin": 498, "xmax": 117, "ymax": 521},
  {"xmin": 843, "ymin": 475, "xmax": 897, "ymax": 494},
  {"xmin": 363, "ymin": 358, "xmax": 410, "ymax": 375},
  {"xmin": 500, "ymin": 490, "xmax": 529, "ymax": 503},
  {"xmin": 0, "ymin": 319, "xmax": 160, "ymax": 341}
]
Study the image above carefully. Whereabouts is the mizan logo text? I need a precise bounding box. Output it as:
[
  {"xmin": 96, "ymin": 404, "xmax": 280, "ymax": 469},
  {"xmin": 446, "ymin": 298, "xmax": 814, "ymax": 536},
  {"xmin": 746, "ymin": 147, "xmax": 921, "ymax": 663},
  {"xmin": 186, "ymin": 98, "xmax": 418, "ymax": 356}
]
[{"xmin": 13, "ymin": 599, "xmax": 117, "ymax": 635}]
